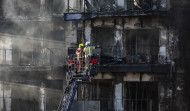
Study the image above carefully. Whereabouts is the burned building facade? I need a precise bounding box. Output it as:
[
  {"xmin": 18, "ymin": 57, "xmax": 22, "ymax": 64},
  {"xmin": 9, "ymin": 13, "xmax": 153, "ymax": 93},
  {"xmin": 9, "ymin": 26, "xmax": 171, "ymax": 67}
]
[
  {"xmin": 64, "ymin": 0, "xmax": 189, "ymax": 111},
  {"xmin": 0, "ymin": 0, "xmax": 189, "ymax": 111}
]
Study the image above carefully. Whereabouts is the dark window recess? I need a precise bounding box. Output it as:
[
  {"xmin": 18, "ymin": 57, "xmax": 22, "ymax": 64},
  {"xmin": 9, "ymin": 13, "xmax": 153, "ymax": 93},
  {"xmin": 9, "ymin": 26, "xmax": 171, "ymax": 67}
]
[
  {"xmin": 11, "ymin": 98, "xmax": 39, "ymax": 111},
  {"xmin": 92, "ymin": 28, "xmax": 159, "ymax": 65},
  {"xmin": 77, "ymin": 29, "xmax": 83, "ymax": 44},
  {"xmin": 77, "ymin": 80, "xmax": 114, "ymax": 111},
  {"xmin": 98, "ymin": 81, "xmax": 114, "ymax": 111},
  {"xmin": 12, "ymin": 49, "xmax": 21, "ymax": 65},
  {"xmin": 0, "ymin": 22, "xmax": 17, "ymax": 34},
  {"xmin": 47, "ymin": 30, "xmax": 64, "ymax": 41},
  {"xmin": 92, "ymin": 27, "xmax": 116, "ymax": 64},
  {"xmin": 44, "ymin": 80, "xmax": 63, "ymax": 90},
  {"xmin": 123, "ymin": 29, "xmax": 159, "ymax": 64},
  {"xmin": 14, "ymin": 0, "xmax": 40, "ymax": 17},
  {"xmin": 0, "ymin": 0, "xmax": 3, "ymax": 17},
  {"xmin": 53, "ymin": 0, "xmax": 64, "ymax": 14},
  {"xmin": 124, "ymin": 82, "xmax": 158, "ymax": 111},
  {"xmin": 92, "ymin": 80, "xmax": 114, "ymax": 111},
  {"xmin": 45, "ymin": 0, "xmax": 53, "ymax": 15},
  {"xmin": 20, "ymin": 51, "xmax": 33, "ymax": 66},
  {"xmin": 92, "ymin": 27, "xmax": 115, "ymax": 47}
]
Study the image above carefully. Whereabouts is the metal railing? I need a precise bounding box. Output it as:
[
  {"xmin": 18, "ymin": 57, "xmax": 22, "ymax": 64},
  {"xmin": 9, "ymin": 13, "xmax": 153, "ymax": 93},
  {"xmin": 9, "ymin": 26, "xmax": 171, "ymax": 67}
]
[
  {"xmin": 67, "ymin": 46, "xmax": 165, "ymax": 65},
  {"xmin": 66, "ymin": 53, "xmax": 98, "ymax": 74},
  {"xmin": 70, "ymin": 100, "xmax": 100, "ymax": 111},
  {"xmin": 115, "ymin": 99, "xmax": 153, "ymax": 111},
  {"xmin": 0, "ymin": 48, "xmax": 64, "ymax": 66},
  {"xmin": 66, "ymin": 54, "xmax": 86, "ymax": 74},
  {"xmin": 100, "ymin": 46, "xmax": 158, "ymax": 64},
  {"xmin": 76, "ymin": 98, "xmax": 152, "ymax": 111},
  {"xmin": 67, "ymin": 0, "xmax": 168, "ymax": 13}
]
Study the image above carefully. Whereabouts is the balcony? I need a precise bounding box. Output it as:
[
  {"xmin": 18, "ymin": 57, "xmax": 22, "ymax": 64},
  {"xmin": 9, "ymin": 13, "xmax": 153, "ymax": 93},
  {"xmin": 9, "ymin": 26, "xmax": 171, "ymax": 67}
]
[
  {"xmin": 99, "ymin": 46, "xmax": 171, "ymax": 73},
  {"xmin": 66, "ymin": 46, "xmax": 172, "ymax": 73},
  {"xmin": 64, "ymin": 0, "xmax": 169, "ymax": 20},
  {"xmin": 0, "ymin": 48, "xmax": 64, "ymax": 71}
]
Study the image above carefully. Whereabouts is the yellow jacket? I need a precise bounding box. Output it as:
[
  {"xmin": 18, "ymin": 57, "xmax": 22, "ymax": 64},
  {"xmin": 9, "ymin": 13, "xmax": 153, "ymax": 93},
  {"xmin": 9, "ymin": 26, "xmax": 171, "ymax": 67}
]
[{"xmin": 83, "ymin": 46, "xmax": 95, "ymax": 57}]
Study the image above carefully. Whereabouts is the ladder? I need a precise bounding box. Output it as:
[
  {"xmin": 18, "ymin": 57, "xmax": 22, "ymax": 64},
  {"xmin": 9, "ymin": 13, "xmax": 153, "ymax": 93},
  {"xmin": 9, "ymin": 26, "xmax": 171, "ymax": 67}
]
[{"xmin": 57, "ymin": 78, "xmax": 79, "ymax": 111}]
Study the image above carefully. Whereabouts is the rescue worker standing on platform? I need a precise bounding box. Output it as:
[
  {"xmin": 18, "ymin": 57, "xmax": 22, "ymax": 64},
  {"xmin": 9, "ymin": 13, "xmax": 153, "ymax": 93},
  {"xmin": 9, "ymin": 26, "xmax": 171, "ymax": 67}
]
[
  {"xmin": 76, "ymin": 43, "xmax": 84, "ymax": 73},
  {"xmin": 83, "ymin": 42, "xmax": 95, "ymax": 72}
]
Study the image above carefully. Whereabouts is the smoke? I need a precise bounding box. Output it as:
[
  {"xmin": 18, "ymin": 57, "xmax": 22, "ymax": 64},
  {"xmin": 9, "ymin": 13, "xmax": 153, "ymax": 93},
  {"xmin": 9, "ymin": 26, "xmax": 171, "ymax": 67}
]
[
  {"xmin": 0, "ymin": 0, "xmax": 67, "ymax": 66},
  {"xmin": 3, "ymin": 0, "xmax": 41, "ymax": 18},
  {"xmin": 0, "ymin": 0, "xmax": 68, "ymax": 110},
  {"xmin": 0, "ymin": 81, "xmax": 62, "ymax": 111},
  {"xmin": 3, "ymin": 0, "xmax": 16, "ymax": 18}
]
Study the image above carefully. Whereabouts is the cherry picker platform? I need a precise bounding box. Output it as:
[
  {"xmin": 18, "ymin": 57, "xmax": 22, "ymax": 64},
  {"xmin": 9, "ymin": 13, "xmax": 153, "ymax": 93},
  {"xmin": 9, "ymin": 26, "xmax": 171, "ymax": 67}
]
[{"xmin": 57, "ymin": 47, "xmax": 100, "ymax": 111}]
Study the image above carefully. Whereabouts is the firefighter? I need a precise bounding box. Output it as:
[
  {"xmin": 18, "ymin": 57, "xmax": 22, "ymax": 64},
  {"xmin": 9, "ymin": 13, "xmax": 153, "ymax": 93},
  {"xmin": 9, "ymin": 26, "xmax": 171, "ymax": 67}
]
[
  {"xmin": 76, "ymin": 43, "xmax": 84, "ymax": 73},
  {"xmin": 134, "ymin": 0, "xmax": 142, "ymax": 9},
  {"xmin": 83, "ymin": 42, "xmax": 95, "ymax": 72}
]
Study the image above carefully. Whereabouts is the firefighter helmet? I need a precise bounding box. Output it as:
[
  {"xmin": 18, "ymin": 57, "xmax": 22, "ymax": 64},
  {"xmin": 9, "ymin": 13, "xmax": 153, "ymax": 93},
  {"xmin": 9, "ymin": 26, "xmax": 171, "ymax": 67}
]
[
  {"xmin": 79, "ymin": 43, "xmax": 84, "ymax": 48},
  {"xmin": 85, "ymin": 41, "xmax": 90, "ymax": 46}
]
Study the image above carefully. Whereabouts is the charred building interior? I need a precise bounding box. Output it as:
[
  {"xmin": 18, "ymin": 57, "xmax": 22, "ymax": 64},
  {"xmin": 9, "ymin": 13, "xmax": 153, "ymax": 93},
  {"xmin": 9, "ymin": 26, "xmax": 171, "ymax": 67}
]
[{"xmin": 0, "ymin": 0, "xmax": 190, "ymax": 111}]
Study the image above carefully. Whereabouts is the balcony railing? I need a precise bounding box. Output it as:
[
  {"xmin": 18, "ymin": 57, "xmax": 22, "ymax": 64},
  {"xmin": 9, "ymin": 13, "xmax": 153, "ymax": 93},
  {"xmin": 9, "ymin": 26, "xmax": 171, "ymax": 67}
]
[
  {"xmin": 76, "ymin": 98, "xmax": 153, "ymax": 111},
  {"xmin": 66, "ymin": 47, "xmax": 172, "ymax": 73},
  {"xmin": 100, "ymin": 46, "xmax": 161, "ymax": 65},
  {"xmin": 66, "ymin": 0, "xmax": 168, "ymax": 13},
  {"xmin": 67, "ymin": 46, "xmax": 168, "ymax": 65},
  {"xmin": 0, "ymin": 48, "xmax": 64, "ymax": 66}
]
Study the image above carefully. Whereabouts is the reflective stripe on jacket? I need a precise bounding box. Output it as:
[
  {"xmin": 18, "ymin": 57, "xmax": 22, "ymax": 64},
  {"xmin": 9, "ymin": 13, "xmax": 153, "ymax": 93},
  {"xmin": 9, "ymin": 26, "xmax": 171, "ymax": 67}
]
[{"xmin": 84, "ymin": 46, "xmax": 95, "ymax": 57}]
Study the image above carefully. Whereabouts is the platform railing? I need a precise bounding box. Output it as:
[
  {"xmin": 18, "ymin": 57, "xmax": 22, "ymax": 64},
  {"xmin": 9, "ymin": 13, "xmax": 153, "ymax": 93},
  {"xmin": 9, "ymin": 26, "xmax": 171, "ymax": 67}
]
[{"xmin": 66, "ymin": 54, "xmax": 94, "ymax": 74}]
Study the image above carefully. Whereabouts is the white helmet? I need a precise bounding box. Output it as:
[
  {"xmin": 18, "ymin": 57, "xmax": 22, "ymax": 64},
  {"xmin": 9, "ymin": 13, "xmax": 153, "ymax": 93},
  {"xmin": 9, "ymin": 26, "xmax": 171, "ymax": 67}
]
[{"xmin": 85, "ymin": 41, "xmax": 90, "ymax": 46}]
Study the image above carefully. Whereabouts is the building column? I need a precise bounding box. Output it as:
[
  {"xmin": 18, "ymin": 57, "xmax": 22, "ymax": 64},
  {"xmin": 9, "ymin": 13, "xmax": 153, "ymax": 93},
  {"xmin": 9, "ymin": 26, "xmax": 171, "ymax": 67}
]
[
  {"xmin": 114, "ymin": 19, "xmax": 124, "ymax": 58},
  {"xmin": 159, "ymin": 29, "xmax": 168, "ymax": 63},
  {"xmin": 40, "ymin": 83, "xmax": 46, "ymax": 111},
  {"xmin": 84, "ymin": 20, "xmax": 91, "ymax": 42},
  {"xmin": 0, "ymin": 82, "xmax": 11, "ymax": 111},
  {"xmin": 114, "ymin": 83, "xmax": 124, "ymax": 111},
  {"xmin": 40, "ymin": 0, "xmax": 46, "ymax": 15}
]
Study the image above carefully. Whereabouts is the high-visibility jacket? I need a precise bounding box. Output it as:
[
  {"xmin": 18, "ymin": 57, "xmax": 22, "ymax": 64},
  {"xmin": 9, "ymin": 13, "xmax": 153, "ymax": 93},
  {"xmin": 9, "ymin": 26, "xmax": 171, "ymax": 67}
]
[
  {"xmin": 83, "ymin": 46, "xmax": 95, "ymax": 58},
  {"xmin": 76, "ymin": 48, "xmax": 83, "ymax": 56}
]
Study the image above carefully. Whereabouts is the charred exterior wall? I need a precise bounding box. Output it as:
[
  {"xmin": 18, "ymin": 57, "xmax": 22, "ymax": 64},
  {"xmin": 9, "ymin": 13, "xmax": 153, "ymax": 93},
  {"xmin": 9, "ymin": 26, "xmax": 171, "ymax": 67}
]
[
  {"xmin": 77, "ymin": 72, "xmax": 167, "ymax": 111},
  {"xmin": 85, "ymin": 17, "xmax": 172, "ymax": 64},
  {"xmin": 0, "ymin": 0, "xmax": 190, "ymax": 111},
  {"xmin": 78, "ymin": 6, "xmax": 177, "ymax": 111},
  {"xmin": 169, "ymin": 0, "xmax": 190, "ymax": 110},
  {"xmin": 64, "ymin": 0, "xmax": 190, "ymax": 110}
]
